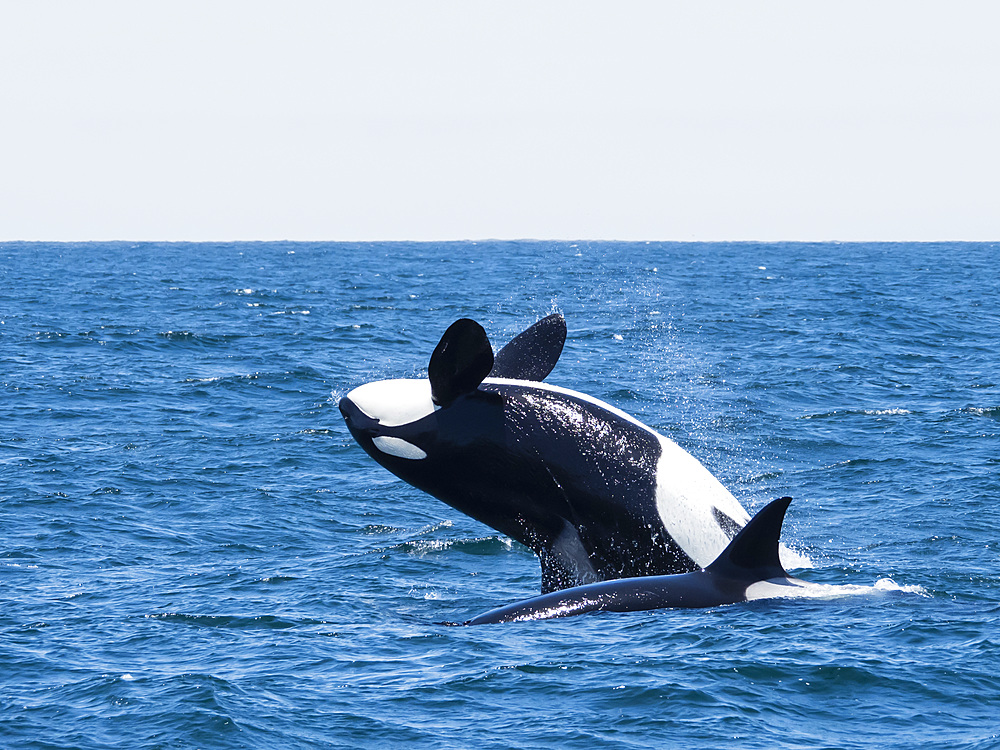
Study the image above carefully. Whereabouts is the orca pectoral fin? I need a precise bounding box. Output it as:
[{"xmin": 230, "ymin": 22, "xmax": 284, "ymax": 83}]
[
  {"xmin": 538, "ymin": 518, "xmax": 599, "ymax": 593},
  {"xmin": 490, "ymin": 313, "xmax": 567, "ymax": 382},
  {"xmin": 428, "ymin": 318, "xmax": 495, "ymax": 406},
  {"xmin": 705, "ymin": 496, "xmax": 792, "ymax": 582}
]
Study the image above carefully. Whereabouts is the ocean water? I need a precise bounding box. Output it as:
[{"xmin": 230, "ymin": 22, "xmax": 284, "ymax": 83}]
[{"xmin": 1, "ymin": 240, "xmax": 998, "ymax": 749}]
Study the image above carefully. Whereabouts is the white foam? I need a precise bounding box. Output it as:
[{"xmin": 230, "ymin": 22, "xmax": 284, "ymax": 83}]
[{"xmin": 779, "ymin": 545, "xmax": 813, "ymax": 571}]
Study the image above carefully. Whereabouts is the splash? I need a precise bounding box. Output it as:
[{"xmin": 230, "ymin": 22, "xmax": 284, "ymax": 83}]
[{"xmin": 746, "ymin": 576, "xmax": 928, "ymax": 602}]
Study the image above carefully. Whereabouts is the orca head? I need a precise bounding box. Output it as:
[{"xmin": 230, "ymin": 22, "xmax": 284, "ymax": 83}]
[
  {"xmin": 340, "ymin": 314, "xmax": 567, "ymax": 467},
  {"xmin": 339, "ymin": 377, "xmax": 438, "ymax": 462},
  {"xmin": 339, "ymin": 318, "xmax": 499, "ymax": 476},
  {"xmin": 340, "ymin": 314, "xmax": 571, "ymax": 544}
]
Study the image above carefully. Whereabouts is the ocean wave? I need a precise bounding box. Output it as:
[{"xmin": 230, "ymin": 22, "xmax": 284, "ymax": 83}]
[
  {"xmin": 372, "ymin": 535, "xmax": 515, "ymax": 558},
  {"xmin": 155, "ymin": 331, "xmax": 248, "ymax": 347},
  {"xmin": 143, "ymin": 613, "xmax": 301, "ymax": 630},
  {"xmin": 802, "ymin": 405, "xmax": 1000, "ymax": 421},
  {"xmin": 962, "ymin": 406, "xmax": 1000, "ymax": 418},
  {"xmin": 5, "ymin": 240, "xmax": 999, "ymax": 750},
  {"xmin": 181, "ymin": 367, "xmax": 325, "ymax": 387},
  {"xmin": 800, "ymin": 407, "xmax": 913, "ymax": 419}
]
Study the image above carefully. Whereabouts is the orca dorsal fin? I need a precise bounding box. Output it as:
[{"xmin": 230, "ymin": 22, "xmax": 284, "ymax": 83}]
[
  {"xmin": 705, "ymin": 496, "xmax": 792, "ymax": 581},
  {"xmin": 428, "ymin": 318, "xmax": 495, "ymax": 406},
  {"xmin": 490, "ymin": 313, "xmax": 567, "ymax": 382}
]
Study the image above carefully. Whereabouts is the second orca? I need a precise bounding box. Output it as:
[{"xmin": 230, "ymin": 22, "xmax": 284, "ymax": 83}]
[{"xmin": 462, "ymin": 496, "xmax": 808, "ymax": 624}]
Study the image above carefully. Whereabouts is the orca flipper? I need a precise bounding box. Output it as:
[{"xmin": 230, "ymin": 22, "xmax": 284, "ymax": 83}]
[
  {"xmin": 538, "ymin": 518, "xmax": 600, "ymax": 593},
  {"xmin": 491, "ymin": 314, "xmax": 566, "ymax": 382},
  {"xmin": 705, "ymin": 496, "xmax": 792, "ymax": 582},
  {"xmin": 428, "ymin": 319, "xmax": 494, "ymax": 406}
]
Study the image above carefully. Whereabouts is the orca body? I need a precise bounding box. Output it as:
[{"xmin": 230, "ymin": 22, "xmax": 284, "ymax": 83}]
[
  {"xmin": 465, "ymin": 496, "xmax": 801, "ymax": 625},
  {"xmin": 340, "ymin": 315, "xmax": 798, "ymax": 593}
]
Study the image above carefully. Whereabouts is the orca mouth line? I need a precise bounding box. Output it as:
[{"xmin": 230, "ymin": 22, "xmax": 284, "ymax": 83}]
[
  {"xmin": 339, "ymin": 395, "xmax": 431, "ymax": 460},
  {"xmin": 339, "ymin": 397, "xmax": 377, "ymax": 433}
]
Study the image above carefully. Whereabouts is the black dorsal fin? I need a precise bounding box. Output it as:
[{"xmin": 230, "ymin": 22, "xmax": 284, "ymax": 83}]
[
  {"xmin": 705, "ymin": 496, "xmax": 792, "ymax": 581},
  {"xmin": 490, "ymin": 313, "xmax": 567, "ymax": 382},
  {"xmin": 428, "ymin": 318, "xmax": 494, "ymax": 406}
]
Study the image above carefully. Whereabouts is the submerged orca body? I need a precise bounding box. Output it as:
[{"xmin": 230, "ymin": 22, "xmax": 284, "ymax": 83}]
[
  {"xmin": 340, "ymin": 315, "xmax": 794, "ymax": 593},
  {"xmin": 465, "ymin": 496, "xmax": 800, "ymax": 624}
]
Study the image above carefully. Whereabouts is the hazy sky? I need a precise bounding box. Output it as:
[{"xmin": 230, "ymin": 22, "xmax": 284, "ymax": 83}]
[{"xmin": 3, "ymin": 1, "xmax": 998, "ymax": 241}]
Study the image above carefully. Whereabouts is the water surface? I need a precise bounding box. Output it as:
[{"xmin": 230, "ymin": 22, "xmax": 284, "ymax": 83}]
[{"xmin": 2, "ymin": 241, "xmax": 998, "ymax": 748}]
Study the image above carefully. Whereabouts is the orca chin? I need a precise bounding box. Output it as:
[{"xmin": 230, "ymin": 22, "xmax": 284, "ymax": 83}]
[
  {"xmin": 340, "ymin": 314, "xmax": 807, "ymax": 594},
  {"xmin": 339, "ymin": 394, "xmax": 432, "ymax": 462},
  {"xmin": 338, "ymin": 396, "xmax": 379, "ymax": 455}
]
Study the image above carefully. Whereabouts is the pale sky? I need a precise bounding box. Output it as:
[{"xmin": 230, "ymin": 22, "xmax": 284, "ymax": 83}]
[{"xmin": 2, "ymin": 1, "xmax": 998, "ymax": 241}]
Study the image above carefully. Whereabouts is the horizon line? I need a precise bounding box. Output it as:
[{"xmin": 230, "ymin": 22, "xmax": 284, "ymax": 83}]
[{"xmin": 3, "ymin": 237, "xmax": 998, "ymax": 245}]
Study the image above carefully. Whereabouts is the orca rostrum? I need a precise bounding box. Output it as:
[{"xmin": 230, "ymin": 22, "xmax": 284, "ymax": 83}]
[{"xmin": 339, "ymin": 314, "xmax": 802, "ymax": 593}]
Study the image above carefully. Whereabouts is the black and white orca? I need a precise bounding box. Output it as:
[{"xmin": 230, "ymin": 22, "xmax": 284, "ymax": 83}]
[
  {"xmin": 463, "ymin": 496, "xmax": 807, "ymax": 624},
  {"xmin": 339, "ymin": 314, "xmax": 803, "ymax": 593}
]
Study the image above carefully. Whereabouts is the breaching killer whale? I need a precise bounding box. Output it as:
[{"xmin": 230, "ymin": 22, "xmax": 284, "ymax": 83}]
[
  {"xmin": 463, "ymin": 495, "xmax": 802, "ymax": 625},
  {"xmin": 339, "ymin": 314, "xmax": 802, "ymax": 593}
]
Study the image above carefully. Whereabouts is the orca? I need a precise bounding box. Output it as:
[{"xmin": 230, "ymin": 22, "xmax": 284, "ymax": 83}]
[
  {"xmin": 463, "ymin": 496, "xmax": 803, "ymax": 624},
  {"xmin": 339, "ymin": 314, "xmax": 802, "ymax": 593}
]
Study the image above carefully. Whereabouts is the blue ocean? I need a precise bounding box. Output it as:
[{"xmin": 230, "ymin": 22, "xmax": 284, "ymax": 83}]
[{"xmin": 2, "ymin": 241, "xmax": 998, "ymax": 749}]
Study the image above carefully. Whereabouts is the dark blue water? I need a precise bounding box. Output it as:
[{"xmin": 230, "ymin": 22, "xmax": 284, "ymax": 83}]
[{"xmin": 2, "ymin": 241, "xmax": 998, "ymax": 749}]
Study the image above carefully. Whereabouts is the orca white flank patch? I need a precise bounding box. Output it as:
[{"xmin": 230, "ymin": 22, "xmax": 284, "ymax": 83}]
[
  {"xmin": 372, "ymin": 436, "xmax": 427, "ymax": 460},
  {"xmin": 346, "ymin": 379, "xmax": 437, "ymax": 427},
  {"xmin": 653, "ymin": 435, "xmax": 751, "ymax": 568},
  {"xmin": 651, "ymin": 436, "xmax": 813, "ymax": 571}
]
